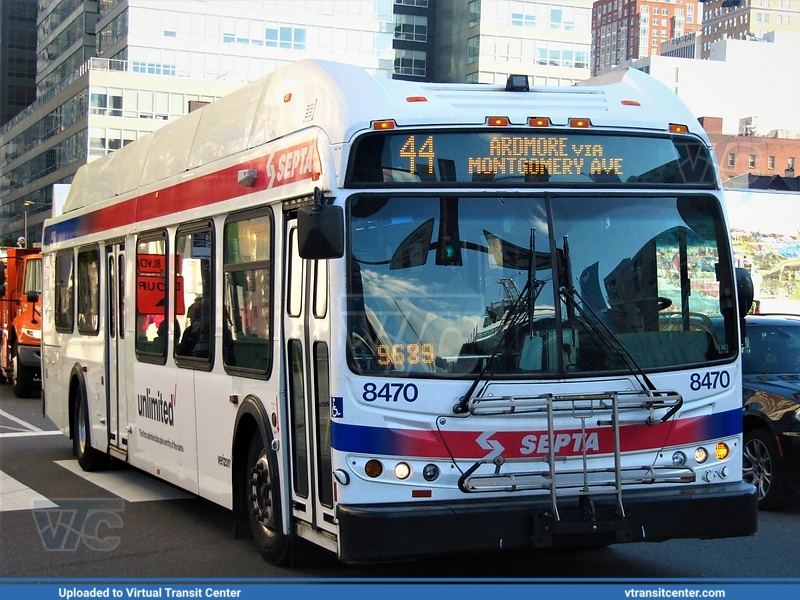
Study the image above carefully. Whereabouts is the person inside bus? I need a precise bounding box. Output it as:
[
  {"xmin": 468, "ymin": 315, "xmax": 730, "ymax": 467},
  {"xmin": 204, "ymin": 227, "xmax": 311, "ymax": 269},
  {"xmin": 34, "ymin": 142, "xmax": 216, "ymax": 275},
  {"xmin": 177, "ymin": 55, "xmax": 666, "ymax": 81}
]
[{"xmin": 177, "ymin": 298, "xmax": 210, "ymax": 358}]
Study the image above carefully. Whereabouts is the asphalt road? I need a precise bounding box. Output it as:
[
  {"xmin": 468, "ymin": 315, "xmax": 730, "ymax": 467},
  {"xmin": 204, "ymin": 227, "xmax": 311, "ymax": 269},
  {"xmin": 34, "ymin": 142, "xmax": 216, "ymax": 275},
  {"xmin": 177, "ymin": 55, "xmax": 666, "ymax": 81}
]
[{"xmin": 1, "ymin": 383, "xmax": 799, "ymax": 580}]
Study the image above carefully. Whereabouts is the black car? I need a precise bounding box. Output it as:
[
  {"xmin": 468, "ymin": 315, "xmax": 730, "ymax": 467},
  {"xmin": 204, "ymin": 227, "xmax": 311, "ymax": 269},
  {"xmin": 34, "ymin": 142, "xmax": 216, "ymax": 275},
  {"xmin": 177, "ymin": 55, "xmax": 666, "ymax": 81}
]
[{"xmin": 742, "ymin": 314, "xmax": 800, "ymax": 510}]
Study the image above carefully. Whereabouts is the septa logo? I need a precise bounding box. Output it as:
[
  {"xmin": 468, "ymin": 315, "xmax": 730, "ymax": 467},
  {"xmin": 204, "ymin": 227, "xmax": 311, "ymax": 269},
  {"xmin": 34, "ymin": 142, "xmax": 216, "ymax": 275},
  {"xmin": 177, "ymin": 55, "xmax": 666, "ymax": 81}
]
[{"xmin": 265, "ymin": 139, "xmax": 319, "ymax": 189}]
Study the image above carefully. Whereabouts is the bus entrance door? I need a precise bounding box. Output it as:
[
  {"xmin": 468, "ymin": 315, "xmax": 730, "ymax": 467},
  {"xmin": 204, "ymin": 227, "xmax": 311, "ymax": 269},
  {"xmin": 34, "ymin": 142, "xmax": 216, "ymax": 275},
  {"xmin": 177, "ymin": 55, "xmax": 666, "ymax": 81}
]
[
  {"xmin": 283, "ymin": 218, "xmax": 337, "ymax": 544},
  {"xmin": 105, "ymin": 242, "xmax": 128, "ymax": 460}
]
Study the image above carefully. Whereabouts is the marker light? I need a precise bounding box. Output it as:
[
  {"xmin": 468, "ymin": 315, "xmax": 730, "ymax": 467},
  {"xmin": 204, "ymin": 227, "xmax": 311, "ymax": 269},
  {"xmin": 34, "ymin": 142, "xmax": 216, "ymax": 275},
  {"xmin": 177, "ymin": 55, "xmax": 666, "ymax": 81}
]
[
  {"xmin": 529, "ymin": 117, "xmax": 551, "ymax": 127},
  {"xmin": 423, "ymin": 464, "xmax": 440, "ymax": 482},
  {"xmin": 394, "ymin": 462, "xmax": 411, "ymax": 480},
  {"xmin": 669, "ymin": 123, "xmax": 688, "ymax": 134},
  {"xmin": 715, "ymin": 442, "xmax": 730, "ymax": 460},
  {"xmin": 283, "ymin": 93, "xmax": 292, "ymax": 103},
  {"xmin": 569, "ymin": 118, "xmax": 591, "ymax": 128},
  {"xmin": 487, "ymin": 116, "xmax": 510, "ymax": 126},
  {"xmin": 372, "ymin": 120, "xmax": 396, "ymax": 130},
  {"xmin": 406, "ymin": 96, "xmax": 427, "ymax": 103},
  {"xmin": 694, "ymin": 447, "xmax": 709, "ymax": 464},
  {"xmin": 364, "ymin": 459, "xmax": 383, "ymax": 478},
  {"xmin": 621, "ymin": 99, "xmax": 641, "ymax": 106},
  {"xmin": 672, "ymin": 451, "xmax": 687, "ymax": 466}
]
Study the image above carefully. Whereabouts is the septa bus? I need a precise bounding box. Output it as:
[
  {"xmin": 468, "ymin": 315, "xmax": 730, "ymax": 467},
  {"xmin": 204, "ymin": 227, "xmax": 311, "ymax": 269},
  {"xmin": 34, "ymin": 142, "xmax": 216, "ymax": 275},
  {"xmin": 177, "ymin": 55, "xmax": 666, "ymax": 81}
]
[{"xmin": 41, "ymin": 60, "xmax": 757, "ymax": 565}]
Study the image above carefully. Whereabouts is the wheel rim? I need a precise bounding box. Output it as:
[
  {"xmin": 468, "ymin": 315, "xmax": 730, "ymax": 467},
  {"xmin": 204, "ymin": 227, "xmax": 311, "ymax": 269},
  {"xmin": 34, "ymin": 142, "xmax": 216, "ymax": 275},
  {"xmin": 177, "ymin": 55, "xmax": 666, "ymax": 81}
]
[
  {"xmin": 77, "ymin": 399, "xmax": 87, "ymax": 455},
  {"xmin": 250, "ymin": 452, "xmax": 278, "ymax": 538},
  {"xmin": 743, "ymin": 438, "xmax": 772, "ymax": 501}
]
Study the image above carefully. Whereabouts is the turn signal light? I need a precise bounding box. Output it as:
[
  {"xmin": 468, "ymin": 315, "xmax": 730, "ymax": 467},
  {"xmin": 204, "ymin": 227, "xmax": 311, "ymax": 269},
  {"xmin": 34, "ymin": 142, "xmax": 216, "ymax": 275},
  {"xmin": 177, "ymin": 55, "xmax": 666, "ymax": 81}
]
[
  {"xmin": 715, "ymin": 442, "xmax": 730, "ymax": 460},
  {"xmin": 365, "ymin": 459, "xmax": 383, "ymax": 478}
]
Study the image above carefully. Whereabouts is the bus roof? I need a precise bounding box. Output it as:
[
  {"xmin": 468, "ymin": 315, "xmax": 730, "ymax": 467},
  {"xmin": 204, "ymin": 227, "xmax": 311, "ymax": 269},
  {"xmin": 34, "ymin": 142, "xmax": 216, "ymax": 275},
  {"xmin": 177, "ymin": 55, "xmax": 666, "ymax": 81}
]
[{"xmin": 62, "ymin": 59, "xmax": 703, "ymax": 214}]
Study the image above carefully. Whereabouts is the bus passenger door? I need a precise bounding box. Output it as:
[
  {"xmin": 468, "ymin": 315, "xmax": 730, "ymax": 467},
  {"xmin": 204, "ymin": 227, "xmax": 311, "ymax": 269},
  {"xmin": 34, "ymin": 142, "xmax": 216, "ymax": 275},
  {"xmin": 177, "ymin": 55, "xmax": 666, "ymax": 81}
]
[
  {"xmin": 283, "ymin": 216, "xmax": 336, "ymax": 539},
  {"xmin": 105, "ymin": 242, "xmax": 128, "ymax": 459}
]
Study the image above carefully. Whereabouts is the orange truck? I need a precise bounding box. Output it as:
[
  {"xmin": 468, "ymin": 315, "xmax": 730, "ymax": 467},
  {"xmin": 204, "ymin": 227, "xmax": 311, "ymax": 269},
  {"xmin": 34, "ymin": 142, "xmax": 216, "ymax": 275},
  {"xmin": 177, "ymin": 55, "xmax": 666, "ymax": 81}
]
[{"xmin": 0, "ymin": 247, "xmax": 42, "ymax": 397}]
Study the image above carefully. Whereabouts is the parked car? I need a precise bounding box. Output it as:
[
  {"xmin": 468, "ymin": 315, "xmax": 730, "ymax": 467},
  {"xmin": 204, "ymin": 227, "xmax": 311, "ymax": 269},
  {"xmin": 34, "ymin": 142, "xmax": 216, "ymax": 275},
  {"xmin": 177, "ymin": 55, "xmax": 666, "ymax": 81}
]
[{"xmin": 742, "ymin": 314, "xmax": 800, "ymax": 510}]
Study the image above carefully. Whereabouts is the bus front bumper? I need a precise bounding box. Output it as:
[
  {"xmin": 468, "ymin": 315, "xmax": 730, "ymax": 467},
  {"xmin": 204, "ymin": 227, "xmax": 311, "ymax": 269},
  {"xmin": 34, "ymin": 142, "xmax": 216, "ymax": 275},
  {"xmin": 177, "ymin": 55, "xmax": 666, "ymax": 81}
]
[{"xmin": 335, "ymin": 481, "xmax": 757, "ymax": 563}]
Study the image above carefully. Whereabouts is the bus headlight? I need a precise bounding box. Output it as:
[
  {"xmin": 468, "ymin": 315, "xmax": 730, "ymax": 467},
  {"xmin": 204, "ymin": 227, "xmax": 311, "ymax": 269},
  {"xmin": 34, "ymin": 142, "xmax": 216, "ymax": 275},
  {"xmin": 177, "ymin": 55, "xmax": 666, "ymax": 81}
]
[
  {"xmin": 672, "ymin": 451, "xmax": 687, "ymax": 466},
  {"xmin": 393, "ymin": 462, "xmax": 411, "ymax": 480},
  {"xmin": 694, "ymin": 447, "xmax": 709, "ymax": 464},
  {"xmin": 422, "ymin": 464, "xmax": 439, "ymax": 482}
]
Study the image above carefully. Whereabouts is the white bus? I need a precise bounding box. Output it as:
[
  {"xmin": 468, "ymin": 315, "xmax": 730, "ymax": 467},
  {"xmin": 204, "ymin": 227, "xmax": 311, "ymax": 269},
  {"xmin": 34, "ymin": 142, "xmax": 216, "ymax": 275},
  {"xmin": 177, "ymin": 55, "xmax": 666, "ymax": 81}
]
[{"xmin": 41, "ymin": 60, "xmax": 757, "ymax": 565}]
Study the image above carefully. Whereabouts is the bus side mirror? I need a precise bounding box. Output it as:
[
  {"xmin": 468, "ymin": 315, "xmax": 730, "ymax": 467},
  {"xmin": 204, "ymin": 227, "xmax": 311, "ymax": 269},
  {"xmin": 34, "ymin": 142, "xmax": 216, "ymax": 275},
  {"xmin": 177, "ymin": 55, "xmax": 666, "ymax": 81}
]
[
  {"xmin": 297, "ymin": 203, "xmax": 344, "ymax": 260},
  {"xmin": 736, "ymin": 267, "xmax": 754, "ymax": 319},
  {"xmin": 27, "ymin": 290, "xmax": 40, "ymax": 303}
]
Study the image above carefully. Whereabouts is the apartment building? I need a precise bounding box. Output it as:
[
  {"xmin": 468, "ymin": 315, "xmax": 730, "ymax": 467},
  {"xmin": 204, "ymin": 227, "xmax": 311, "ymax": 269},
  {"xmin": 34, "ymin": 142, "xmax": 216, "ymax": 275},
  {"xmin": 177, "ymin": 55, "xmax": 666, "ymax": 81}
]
[
  {"xmin": 591, "ymin": 0, "xmax": 701, "ymax": 75},
  {"xmin": 434, "ymin": 0, "xmax": 592, "ymax": 86},
  {"xmin": 700, "ymin": 0, "xmax": 800, "ymax": 59}
]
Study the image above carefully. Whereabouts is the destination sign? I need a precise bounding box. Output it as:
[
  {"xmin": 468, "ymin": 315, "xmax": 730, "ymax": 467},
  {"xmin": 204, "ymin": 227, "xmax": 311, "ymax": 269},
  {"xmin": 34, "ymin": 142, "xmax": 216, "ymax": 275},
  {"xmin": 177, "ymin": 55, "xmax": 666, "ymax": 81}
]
[{"xmin": 348, "ymin": 131, "xmax": 716, "ymax": 186}]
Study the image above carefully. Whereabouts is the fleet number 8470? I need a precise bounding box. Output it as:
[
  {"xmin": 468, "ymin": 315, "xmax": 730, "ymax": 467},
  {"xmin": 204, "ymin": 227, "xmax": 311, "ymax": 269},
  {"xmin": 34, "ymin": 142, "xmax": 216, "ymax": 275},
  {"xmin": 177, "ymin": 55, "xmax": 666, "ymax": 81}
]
[{"xmin": 689, "ymin": 370, "xmax": 730, "ymax": 391}]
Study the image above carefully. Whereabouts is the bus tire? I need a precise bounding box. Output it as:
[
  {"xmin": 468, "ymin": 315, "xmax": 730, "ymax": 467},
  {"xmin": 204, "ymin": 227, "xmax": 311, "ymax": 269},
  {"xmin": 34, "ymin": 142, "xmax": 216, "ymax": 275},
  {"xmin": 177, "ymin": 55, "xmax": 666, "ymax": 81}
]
[
  {"xmin": 73, "ymin": 386, "xmax": 108, "ymax": 472},
  {"xmin": 743, "ymin": 428, "xmax": 794, "ymax": 511},
  {"xmin": 12, "ymin": 341, "xmax": 34, "ymax": 398},
  {"xmin": 246, "ymin": 429, "xmax": 291, "ymax": 565}
]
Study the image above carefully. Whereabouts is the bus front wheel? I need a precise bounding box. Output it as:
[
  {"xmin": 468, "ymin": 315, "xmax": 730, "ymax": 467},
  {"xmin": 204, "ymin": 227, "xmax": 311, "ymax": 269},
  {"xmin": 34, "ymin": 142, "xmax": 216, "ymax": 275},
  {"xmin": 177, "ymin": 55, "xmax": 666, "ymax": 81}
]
[
  {"xmin": 246, "ymin": 429, "xmax": 291, "ymax": 565},
  {"xmin": 73, "ymin": 388, "xmax": 108, "ymax": 471}
]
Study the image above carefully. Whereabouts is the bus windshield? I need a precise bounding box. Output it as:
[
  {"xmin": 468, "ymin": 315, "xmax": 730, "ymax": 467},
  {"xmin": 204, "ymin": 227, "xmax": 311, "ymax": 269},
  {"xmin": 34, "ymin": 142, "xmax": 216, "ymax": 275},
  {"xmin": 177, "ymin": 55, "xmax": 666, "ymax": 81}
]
[{"xmin": 347, "ymin": 194, "xmax": 736, "ymax": 377}]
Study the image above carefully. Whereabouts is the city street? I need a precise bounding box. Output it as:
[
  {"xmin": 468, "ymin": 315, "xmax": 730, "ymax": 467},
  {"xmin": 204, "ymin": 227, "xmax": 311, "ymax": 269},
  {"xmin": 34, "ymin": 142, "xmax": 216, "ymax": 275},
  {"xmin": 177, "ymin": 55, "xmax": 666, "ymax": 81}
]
[{"xmin": 1, "ymin": 382, "xmax": 799, "ymax": 580}]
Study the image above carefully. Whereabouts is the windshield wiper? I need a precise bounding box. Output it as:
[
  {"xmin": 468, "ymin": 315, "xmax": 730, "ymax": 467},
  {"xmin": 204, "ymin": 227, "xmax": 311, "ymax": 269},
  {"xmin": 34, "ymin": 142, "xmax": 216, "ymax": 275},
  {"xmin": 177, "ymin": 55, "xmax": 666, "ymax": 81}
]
[
  {"xmin": 558, "ymin": 240, "xmax": 682, "ymax": 423},
  {"xmin": 453, "ymin": 228, "xmax": 545, "ymax": 414}
]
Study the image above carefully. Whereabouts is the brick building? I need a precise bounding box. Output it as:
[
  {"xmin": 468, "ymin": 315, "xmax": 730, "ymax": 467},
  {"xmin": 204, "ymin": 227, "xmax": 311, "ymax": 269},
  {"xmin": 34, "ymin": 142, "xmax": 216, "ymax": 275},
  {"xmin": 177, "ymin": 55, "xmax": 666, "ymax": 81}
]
[{"xmin": 699, "ymin": 116, "xmax": 799, "ymax": 184}]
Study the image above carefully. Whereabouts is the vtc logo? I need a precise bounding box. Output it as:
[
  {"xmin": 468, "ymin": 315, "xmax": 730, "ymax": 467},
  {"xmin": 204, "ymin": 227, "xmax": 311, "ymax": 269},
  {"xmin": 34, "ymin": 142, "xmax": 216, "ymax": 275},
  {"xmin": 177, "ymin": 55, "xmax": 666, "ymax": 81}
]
[{"xmin": 32, "ymin": 499, "xmax": 125, "ymax": 551}]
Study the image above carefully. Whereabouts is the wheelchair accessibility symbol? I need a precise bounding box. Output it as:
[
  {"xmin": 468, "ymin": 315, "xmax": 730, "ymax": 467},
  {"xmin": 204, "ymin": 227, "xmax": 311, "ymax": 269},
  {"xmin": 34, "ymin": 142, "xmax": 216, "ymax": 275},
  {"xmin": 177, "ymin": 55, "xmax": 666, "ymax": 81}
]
[{"xmin": 331, "ymin": 396, "xmax": 343, "ymax": 419}]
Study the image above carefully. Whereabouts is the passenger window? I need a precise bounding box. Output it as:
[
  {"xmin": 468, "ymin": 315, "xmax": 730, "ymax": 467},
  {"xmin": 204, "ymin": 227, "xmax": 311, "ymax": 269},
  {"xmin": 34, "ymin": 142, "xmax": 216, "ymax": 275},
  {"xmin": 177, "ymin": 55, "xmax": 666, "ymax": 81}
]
[
  {"xmin": 54, "ymin": 251, "xmax": 74, "ymax": 332},
  {"xmin": 135, "ymin": 233, "xmax": 167, "ymax": 362},
  {"xmin": 175, "ymin": 224, "xmax": 214, "ymax": 366},
  {"xmin": 77, "ymin": 246, "xmax": 100, "ymax": 335},
  {"xmin": 222, "ymin": 209, "xmax": 273, "ymax": 377}
]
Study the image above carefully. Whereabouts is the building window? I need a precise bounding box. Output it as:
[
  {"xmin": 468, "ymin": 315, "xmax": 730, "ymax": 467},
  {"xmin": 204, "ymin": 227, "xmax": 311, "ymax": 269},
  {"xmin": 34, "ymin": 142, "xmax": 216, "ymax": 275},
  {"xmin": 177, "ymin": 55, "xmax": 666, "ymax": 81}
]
[
  {"xmin": 727, "ymin": 153, "xmax": 735, "ymax": 167},
  {"xmin": 266, "ymin": 25, "xmax": 305, "ymax": 49},
  {"xmin": 394, "ymin": 49, "xmax": 427, "ymax": 76},
  {"xmin": 469, "ymin": 0, "xmax": 480, "ymax": 27},
  {"xmin": 749, "ymin": 155, "xmax": 756, "ymax": 168},
  {"xmin": 768, "ymin": 156, "xmax": 775, "ymax": 169},
  {"xmin": 395, "ymin": 0, "xmax": 428, "ymax": 6},
  {"xmin": 467, "ymin": 36, "xmax": 480, "ymax": 64},
  {"xmin": 395, "ymin": 14, "xmax": 428, "ymax": 42},
  {"xmin": 789, "ymin": 157, "xmax": 796, "ymax": 170}
]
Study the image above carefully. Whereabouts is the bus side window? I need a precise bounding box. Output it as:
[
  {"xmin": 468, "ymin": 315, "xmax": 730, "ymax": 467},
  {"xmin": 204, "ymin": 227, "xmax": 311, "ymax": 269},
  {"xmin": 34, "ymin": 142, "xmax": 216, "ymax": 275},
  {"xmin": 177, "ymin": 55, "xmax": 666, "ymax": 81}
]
[
  {"xmin": 136, "ymin": 232, "xmax": 167, "ymax": 362},
  {"xmin": 54, "ymin": 251, "xmax": 74, "ymax": 333},
  {"xmin": 174, "ymin": 224, "xmax": 214, "ymax": 364},
  {"xmin": 77, "ymin": 246, "xmax": 100, "ymax": 335},
  {"xmin": 222, "ymin": 209, "xmax": 273, "ymax": 377}
]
